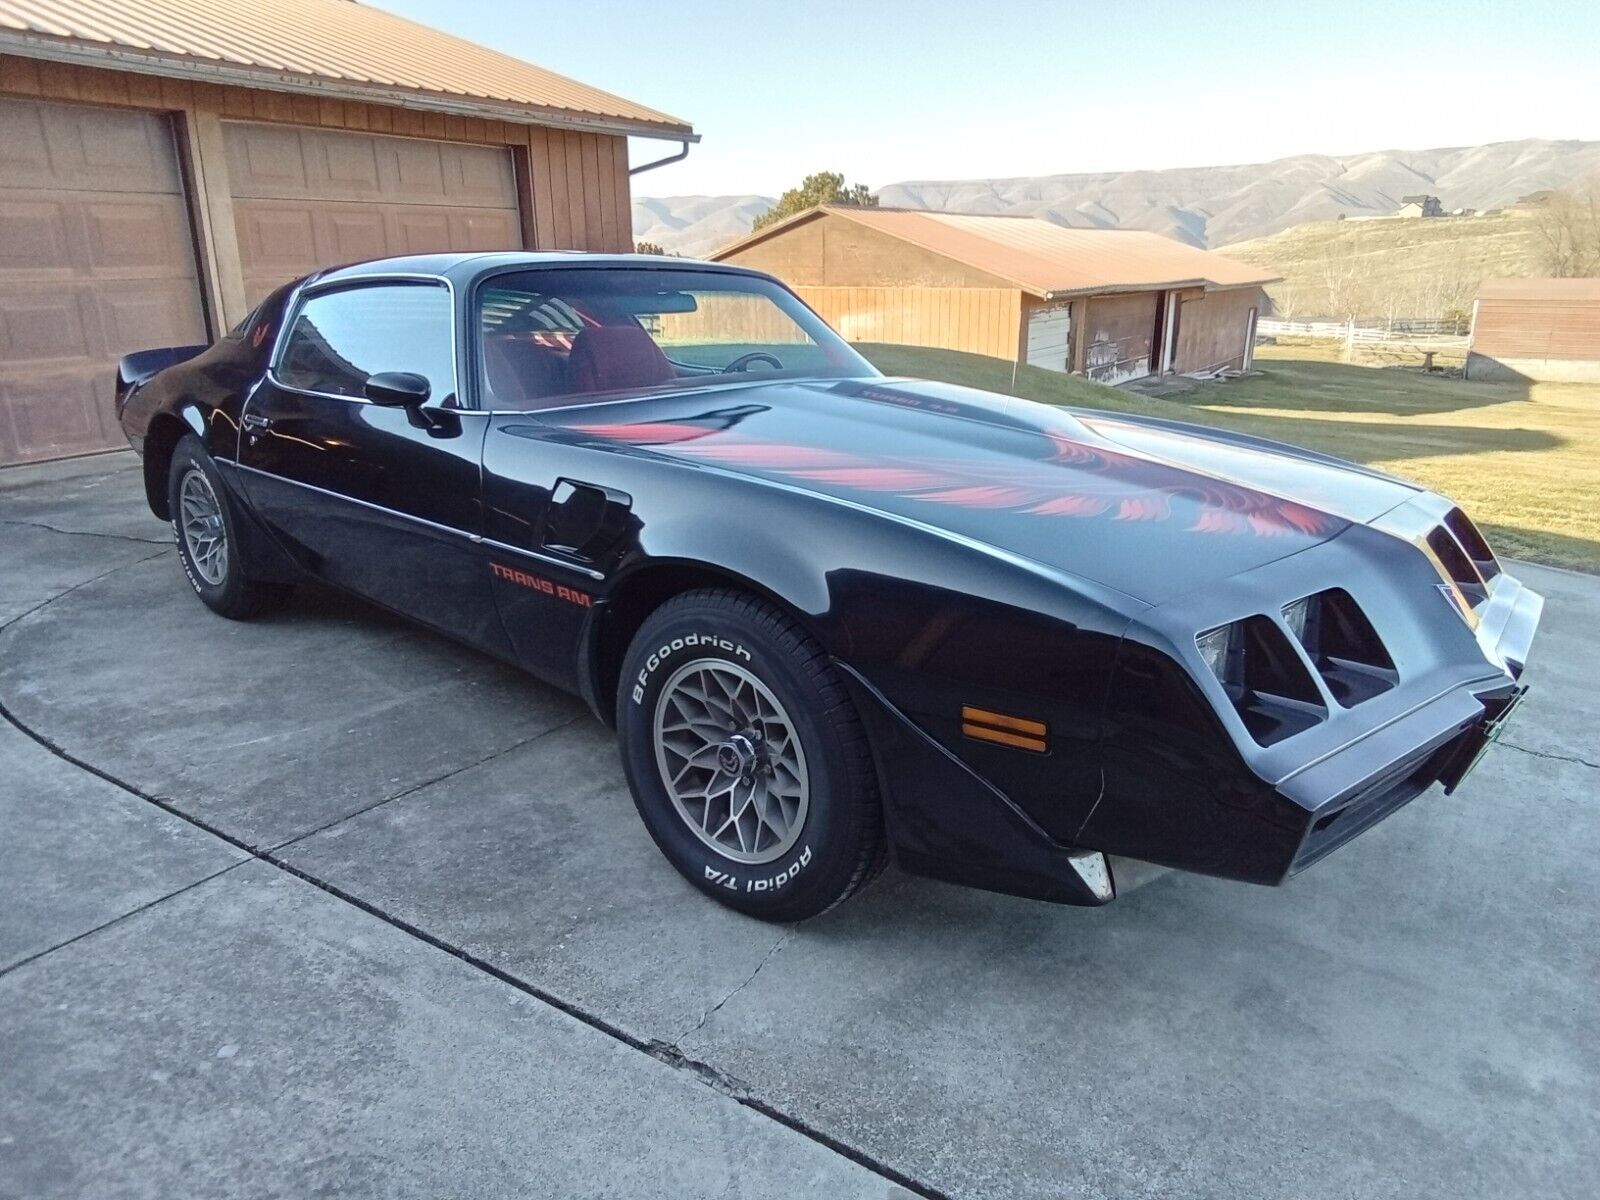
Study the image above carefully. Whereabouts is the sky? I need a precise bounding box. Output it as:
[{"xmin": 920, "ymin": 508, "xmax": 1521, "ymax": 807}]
[{"xmin": 377, "ymin": 0, "xmax": 1600, "ymax": 198}]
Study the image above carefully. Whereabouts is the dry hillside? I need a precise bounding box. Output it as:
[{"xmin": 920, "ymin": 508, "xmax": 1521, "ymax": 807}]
[
  {"xmin": 1219, "ymin": 211, "xmax": 1549, "ymax": 321},
  {"xmin": 635, "ymin": 138, "xmax": 1600, "ymax": 257}
]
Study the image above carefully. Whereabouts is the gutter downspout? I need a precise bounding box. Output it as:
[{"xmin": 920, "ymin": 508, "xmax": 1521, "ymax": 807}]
[{"xmin": 630, "ymin": 142, "xmax": 691, "ymax": 176}]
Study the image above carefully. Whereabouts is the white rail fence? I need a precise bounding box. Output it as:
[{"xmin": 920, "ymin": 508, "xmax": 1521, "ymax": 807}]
[{"xmin": 1258, "ymin": 319, "xmax": 1469, "ymax": 352}]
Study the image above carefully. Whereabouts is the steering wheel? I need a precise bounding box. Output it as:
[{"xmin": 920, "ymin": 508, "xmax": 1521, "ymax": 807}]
[{"xmin": 721, "ymin": 351, "xmax": 783, "ymax": 374}]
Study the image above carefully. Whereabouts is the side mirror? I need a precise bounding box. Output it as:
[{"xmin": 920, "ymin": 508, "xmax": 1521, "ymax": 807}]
[{"xmin": 364, "ymin": 371, "xmax": 431, "ymax": 407}]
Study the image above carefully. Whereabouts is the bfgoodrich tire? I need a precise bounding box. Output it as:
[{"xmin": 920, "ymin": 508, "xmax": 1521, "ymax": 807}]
[
  {"xmin": 168, "ymin": 434, "xmax": 289, "ymax": 620},
  {"xmin": 617, "ymin": 589, "xmax": 886, "ymax": 921}
]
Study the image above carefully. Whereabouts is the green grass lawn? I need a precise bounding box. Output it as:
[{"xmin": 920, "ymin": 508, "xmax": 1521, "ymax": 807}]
[{"xmin": 857, "ymin": 342, "xmax": 1600, "ymax": 573}]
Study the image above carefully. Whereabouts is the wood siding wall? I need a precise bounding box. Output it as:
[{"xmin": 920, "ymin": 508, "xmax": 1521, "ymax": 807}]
[
  {"xmin": 1466, "ymin": 294, "xmax": 1600, "ymax": 381},
  {"xmin": 796, "ymin": 286, "xmax": 1023, "ymax": 361},
  {"xmin": 1173, "ymin": 286, "xmax": 1261, "ymax": 375},
  {"xmin": 0, "ymin": 52, "xmax": 634, "ymax": 330},
  {"xmin": 1471, "ymin": 296, "xmax": 1600, "ymax": 362}
]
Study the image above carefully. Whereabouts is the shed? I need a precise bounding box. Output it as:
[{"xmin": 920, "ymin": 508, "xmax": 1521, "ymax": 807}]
[
  {"xmin": 711, "ymin": 206, "xmax": 1278, "ymax": 385},
  {"xmin": 0, "ymin": 0, "xmax": 695, "ymax": 466},
  {"xmin": 1466, "ymin": 278, "xmax": 1600, "ymax": 382}
]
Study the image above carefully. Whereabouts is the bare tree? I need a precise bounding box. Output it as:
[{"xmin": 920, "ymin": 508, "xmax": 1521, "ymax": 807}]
[
  {"xmin": 1267, "ymin": 284, "xmax": 1302, "ymax": 322},
  {"xmin": 1320, "ymin": 254, "xmax": 1370, "ymax": 322},
  {"xmin": 1532, "ymin": 178, "xmax": 1600, "ymax": 277}
]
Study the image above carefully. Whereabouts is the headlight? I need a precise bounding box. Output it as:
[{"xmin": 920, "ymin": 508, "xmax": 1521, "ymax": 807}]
[
  {"xmin": 1281, "ymin": 596, "xmax": 1313, "ymax": 646},
  {"xmin": 1196, "ymin": 623, "xmax": 1238, "ymax": 685}
]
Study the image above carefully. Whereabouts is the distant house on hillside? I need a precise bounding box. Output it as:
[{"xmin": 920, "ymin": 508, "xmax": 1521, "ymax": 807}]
[
  {"xmin": 712, "ymin": 206, "xmax": 1279, "ymax": 384},
  {"xmin": 1467, "ymin": 278, "xmax": 1600, "ymax": 382},
  {"xmin": 1397, "ymin": 195, "xmax": 1444, "ymax": 218}
]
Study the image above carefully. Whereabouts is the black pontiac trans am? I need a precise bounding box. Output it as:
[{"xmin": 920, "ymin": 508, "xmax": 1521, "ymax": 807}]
[{"xmin": 115, "ymin": 252, "xmax": 1542, "ymax": 921}]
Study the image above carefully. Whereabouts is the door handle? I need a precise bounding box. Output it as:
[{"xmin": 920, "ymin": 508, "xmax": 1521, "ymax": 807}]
[{"xmin": 241, "ymin": 413, "xmax": 271, "ymax": 431}]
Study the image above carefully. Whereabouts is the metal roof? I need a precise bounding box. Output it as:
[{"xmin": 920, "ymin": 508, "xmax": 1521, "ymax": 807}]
[
  {"xmin": 1477, "ymin": 278, "xmax": 1600, "ymax": 302},
  {"xmin": 713, "ymin": 206, "xmax": 1280, "ymax": 298},
  {"xmin": 0, "ymin": 0, "xmax": 694, "ymax": 140}
]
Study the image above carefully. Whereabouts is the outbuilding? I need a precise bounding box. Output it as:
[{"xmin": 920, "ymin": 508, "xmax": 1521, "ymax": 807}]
[
  {"xmin": 711, "ymin": 206, "xmax": 1277, "ymax": 385},
  {"xmin": 0, "ymin": 0, "xmax": 695, "ymax": 466},
  {"xmin": 1466, "ymin": 278, "xmax": 1600, "ymax": 382}
]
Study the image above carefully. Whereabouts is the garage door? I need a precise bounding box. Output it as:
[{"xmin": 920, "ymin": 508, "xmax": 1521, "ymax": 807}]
[
  {"xmin": 1024, "ymin": 303, "xmax": 1072, "ymax": 373},
  {"xmin": 0, "ymin": 98, "xmax": 209, "ymax": 466},
  {"xmin": 225, "ymin": 123, "xmax": 522, "ymax": 305}
]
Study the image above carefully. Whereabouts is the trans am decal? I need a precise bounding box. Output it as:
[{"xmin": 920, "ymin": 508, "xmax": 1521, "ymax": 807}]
[
  {"xmin": 567, "ymin": 420, "xmax": 1336, "ymax": 539},
  {"xmin": 491, "ymin": 562, "xmax": 591, "ymax": 605}
]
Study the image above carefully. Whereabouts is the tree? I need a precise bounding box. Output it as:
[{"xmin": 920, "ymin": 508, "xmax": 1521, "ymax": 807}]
[
  {"xmin": 752, "ymin": 171, "xmax": 877, "ymax": 232},
  {"xmin": 634, "ymin": 241, "xmax": 667, "ymax": 255},
  {"xmin": 1531, "ymin": 179, "xmax": 1600, "ymax": 277}
]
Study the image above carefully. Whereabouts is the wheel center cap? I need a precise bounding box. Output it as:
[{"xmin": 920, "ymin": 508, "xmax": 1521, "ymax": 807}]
[{"xmin": 717, "ymin": 734, "xmax": 757, "ymax": 777}]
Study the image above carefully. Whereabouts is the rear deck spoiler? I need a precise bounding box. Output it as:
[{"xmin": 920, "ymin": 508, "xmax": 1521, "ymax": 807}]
[{"xmin": 115, "ymin": 345, "xmax": 208, "ymax": 413}]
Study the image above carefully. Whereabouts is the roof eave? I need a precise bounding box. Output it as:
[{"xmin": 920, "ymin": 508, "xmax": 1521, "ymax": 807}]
[
  {"xmin": 1040, "ymin": 277, "xmax": 1277, "ymax": 300},
  {"xmin": 708, "ymin": 206, "xmax": 831, "ymax": 260},
  {"xmin": 0, "ymin": 34, "xmax": 698, "ymax": 142}
]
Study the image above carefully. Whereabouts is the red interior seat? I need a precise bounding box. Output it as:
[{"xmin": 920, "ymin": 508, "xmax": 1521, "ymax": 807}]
[
  {"xmin": 484, "ymin": 336, "xmax": 567, "ymax": 409},
  {"xmin": 567, "ymin": 325, "xmax": 675, "ymax": 394}
]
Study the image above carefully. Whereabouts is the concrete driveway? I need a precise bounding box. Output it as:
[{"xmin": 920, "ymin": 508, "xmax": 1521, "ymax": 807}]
[{"xmin": 2, "ymin": 452, "xmax": 1596, "ymax": 1200}]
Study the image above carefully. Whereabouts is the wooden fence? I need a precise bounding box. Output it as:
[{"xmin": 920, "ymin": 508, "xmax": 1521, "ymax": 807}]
[{"xmin": 795, "ymin": 287, "xmax": 1021, "ymax": 361}]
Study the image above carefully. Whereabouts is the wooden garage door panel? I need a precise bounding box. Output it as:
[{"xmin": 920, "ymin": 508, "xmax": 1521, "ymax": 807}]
[
  {"xmin": 0, "ymin": 97, "xmax": 184, "ymax": 195},
  {"xmin": 0, "ymin": 196, "xmax": 74, "ymax": 275},
  {"xmin": 0, "ymin": 289, "xmax": 95, "ymax": 365},
  {"xmin": 95, "ymin": 281, "xmax": 208, "ymax": 359},
  {"xmin": 82, "ymin": 196, "xmax": 203, "ymax": 276},
  {"xmin": 225, "ymin": 122, "xmax": 522, "ymax": 304},
  {"xmin": 225, "ymin": 123, "xmax": 516, "ymax": 208},
  {"xmin": 0, "ymin": 363, "xmax": 119, "ymax": 463},
  {"xmin": 0, "ymin": 99, "xmax": 207, "ymax": 466}
]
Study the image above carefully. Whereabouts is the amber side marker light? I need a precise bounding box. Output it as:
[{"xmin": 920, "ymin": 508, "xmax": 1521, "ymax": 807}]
[{"xmin": 961, "ymin": 706, "xmax": 1049, "ymax": 752}]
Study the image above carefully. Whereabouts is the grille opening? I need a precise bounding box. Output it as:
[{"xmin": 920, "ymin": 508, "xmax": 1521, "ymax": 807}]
[
  {"xmin": 1427, "ymin": 526, "xmax": 1488, "ymax": 606},
  {"xmin": 1228, "ymin": 616, "xmax": 1327, "ymax": 746},
  {"xmin": 1287, "ymin": 588, "xmax": 1397, "ymax": 707}
]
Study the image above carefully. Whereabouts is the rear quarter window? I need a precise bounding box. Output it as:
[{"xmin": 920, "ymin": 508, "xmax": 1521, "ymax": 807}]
[{"xmin": 276, "ymin": 283, "xmax": 456, "ymax": 403}]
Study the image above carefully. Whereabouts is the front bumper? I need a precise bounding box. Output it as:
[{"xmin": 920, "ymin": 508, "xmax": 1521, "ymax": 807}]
[
  {"xmin": 1275, "ymin": 574, "xmax": 1541, "ymax": 880},
  {"xmin": 1283, "ymin": 682, "xmax": 1525, "ymax": 875}
]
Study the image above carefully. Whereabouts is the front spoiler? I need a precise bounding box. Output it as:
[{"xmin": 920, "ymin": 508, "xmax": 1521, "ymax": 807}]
[
  {"xmin": 839, "ymin": 574, "xmax": 1542, "ymax": 906},
  {"xmin": 1275, "ymin": 574, "xmax": 1541, "ymax": 879}
]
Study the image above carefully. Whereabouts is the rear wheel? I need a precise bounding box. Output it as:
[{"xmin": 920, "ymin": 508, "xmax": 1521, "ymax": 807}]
[
  {"xmin": 168, "ymin": 435, "xmax": 289, "ymax": 620},
  {"xmin": 617, "ymin": 589, "xmax": 886, "ymax": 921}
]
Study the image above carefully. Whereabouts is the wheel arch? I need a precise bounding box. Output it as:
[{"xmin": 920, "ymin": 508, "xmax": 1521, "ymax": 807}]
[
  {"xmin": 584, "ymin": 557, "xmax": 836, "ymax": 730},
  {"xmin": 141, "ymin": 406, "xmax": 207, "ymax": 520}
]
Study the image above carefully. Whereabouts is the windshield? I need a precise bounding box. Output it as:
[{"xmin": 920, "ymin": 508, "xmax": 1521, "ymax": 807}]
[{"xmin": 476, "ymin": 267, "xmax": 876, "ymax": 411}]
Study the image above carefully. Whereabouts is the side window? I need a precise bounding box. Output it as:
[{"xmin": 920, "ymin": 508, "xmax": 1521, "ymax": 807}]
[{"xmin": 277, "ymin": 283, "xmax": 456, "ymax": 404}]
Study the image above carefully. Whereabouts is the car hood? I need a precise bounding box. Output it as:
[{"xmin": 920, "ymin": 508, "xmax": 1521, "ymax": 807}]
[{"xmin": 549, "ymin": 376, "xmax": 1421, "ymax": 605}]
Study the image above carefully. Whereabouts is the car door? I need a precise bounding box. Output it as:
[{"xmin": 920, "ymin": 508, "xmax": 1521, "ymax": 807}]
[{"xmin": 236, "ymin": 277, "xmax": 506, "ymax": 653}]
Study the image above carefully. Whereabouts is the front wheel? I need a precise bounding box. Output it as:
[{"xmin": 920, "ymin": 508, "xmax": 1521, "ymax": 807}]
[
  {"xmin": 616, "ymin": 589, "xmax": 886, "ymax": 921},
  {"xmin": 168, "ymin": 435, "xmax": 289, "ymax": 620}
]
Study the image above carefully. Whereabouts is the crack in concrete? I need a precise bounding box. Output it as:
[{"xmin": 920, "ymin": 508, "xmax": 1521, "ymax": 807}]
[
  {"xmin": 0, "ymin": 697, "xmax": 950, "ymax": 1200},
  {"xmin": 0, "ymin": 517, "xmax": 169, "ymax": 546},
  {"xmin": 1500, "ymin": 739, "xmax": 1600, "ymax": 771},
  {"xmin": 0, "ymin": 860, "xmax": 249, "ymax": 980},
  {"xmin": 675, "ymin": 928, "xmax": 793, "ymax": 1047},
  {"xmin": 267, "ymin": 711, "xmax": 589, "ymax": 853},
  {"xmin": 0, "ymin": 549, "xmax": 171, "ymax": 634}
]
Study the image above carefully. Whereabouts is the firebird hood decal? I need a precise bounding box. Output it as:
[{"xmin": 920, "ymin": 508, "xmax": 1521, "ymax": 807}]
[{"xmin": 552, "ymin": 377, "xmax": 1419, "ymax": 603}]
